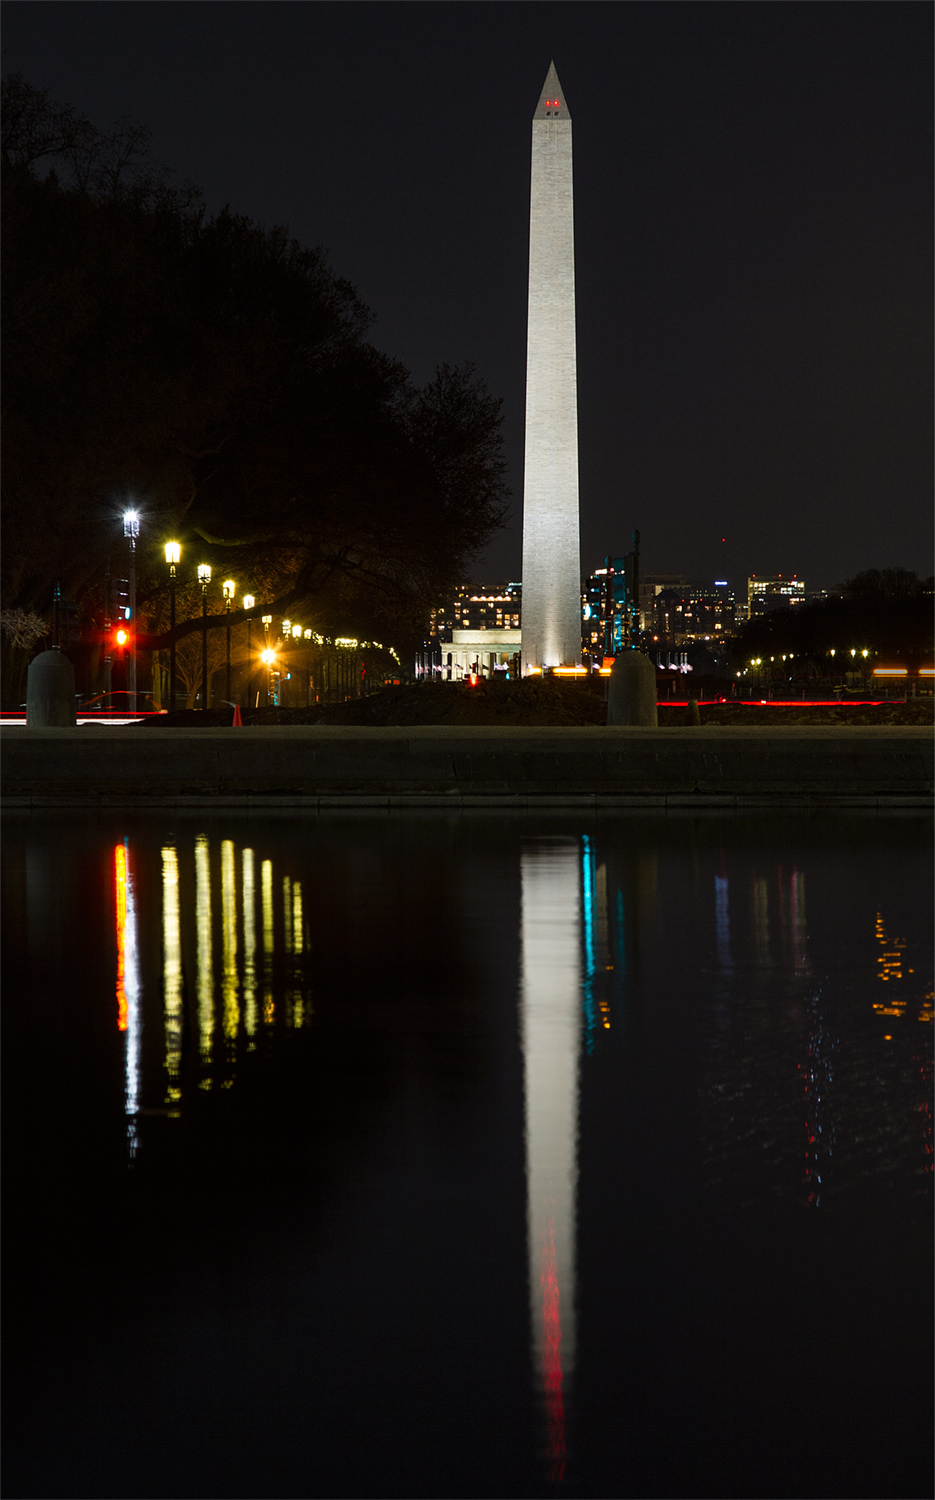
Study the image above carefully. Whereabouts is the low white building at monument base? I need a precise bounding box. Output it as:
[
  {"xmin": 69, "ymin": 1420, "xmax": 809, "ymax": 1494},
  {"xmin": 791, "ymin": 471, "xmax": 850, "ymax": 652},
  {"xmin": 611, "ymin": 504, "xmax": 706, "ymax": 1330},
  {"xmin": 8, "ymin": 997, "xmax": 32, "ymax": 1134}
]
[{"xmin": 449, "ymin": 627, "xmax": 521, "ymax": 677}]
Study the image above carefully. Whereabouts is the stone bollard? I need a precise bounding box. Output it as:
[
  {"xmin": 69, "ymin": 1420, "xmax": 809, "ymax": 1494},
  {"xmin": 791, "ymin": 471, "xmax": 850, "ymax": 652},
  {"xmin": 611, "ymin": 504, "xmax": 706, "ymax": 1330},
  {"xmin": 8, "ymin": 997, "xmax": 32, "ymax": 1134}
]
[
  {"xmin": 26, "ymin": 649, "xmax": 77, "ymax": 727},
  {"xmin": 686, "ymin": 699, "xmax": 701, "ymax": 726},
  {"xmin": 607, "ymin": 650, "xmax": 658, "ymax": 727}
]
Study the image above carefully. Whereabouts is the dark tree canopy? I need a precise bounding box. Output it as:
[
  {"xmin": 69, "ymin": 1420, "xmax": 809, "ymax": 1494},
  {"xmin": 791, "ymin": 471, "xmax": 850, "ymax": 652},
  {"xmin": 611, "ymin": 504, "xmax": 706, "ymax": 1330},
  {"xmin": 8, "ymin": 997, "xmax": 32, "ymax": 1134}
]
[
  {"xmin": 732, "ymin": 569, "xmax": 934, "ymax": 669},
  {"xmin": 1, "ymin": 74, "xmax": 509, "ymax": 649}
]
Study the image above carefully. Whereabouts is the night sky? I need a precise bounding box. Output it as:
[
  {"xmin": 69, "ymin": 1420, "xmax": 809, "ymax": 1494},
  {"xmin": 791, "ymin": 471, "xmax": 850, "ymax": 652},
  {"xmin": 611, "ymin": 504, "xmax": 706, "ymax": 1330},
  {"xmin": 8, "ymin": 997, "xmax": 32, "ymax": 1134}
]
[{"xmin": 4, "ymin": 1, "xmax": 932, "ymax": 591}]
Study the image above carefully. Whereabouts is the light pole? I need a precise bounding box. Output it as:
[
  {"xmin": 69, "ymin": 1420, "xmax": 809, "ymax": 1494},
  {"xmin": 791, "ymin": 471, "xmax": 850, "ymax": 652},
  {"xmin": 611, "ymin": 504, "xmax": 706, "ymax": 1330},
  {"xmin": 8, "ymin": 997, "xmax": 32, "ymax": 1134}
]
[
  {"xmin": 123, "ymin": 510, "xmax": 140, "ymax": 696},
  {"xmin": 281, "ymin": 622, "xmax": 291, "ymax": 707},
  {"xmin": 165, "ymin": 542, "xmax": 181, "ymax": 712},
  {"xmin": 261, "ymin": 646, "xmax": 276, "ymax": 706},
  {"xmin": 198, "ymin": 564, "xmax": 212, "ymax": 710},
  {"xmin": 291, "ymin": 624, "xmax": 302, "ymax": 710},
  {"xmin": 304, "ymin": 628, "xmax": 312, "ymax": 706},
  {"xmin": 242, "ymin": 595, "xmax": 255, "ymax": 707},
  {"xmin": 261, "ymin": 616, "xmax": 273, "ymax": 705},
  {"xmin": 223, "ymin": 580, "xmax": 235, "ymax": 704}
]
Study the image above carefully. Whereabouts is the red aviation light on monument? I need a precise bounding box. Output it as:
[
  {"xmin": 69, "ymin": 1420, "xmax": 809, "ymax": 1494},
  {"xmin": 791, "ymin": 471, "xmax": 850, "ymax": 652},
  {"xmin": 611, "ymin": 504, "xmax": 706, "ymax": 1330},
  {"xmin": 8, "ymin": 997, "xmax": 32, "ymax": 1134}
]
[{"xmin": 533, "ymin": 63, "xmax": 571, "ymax": 122}]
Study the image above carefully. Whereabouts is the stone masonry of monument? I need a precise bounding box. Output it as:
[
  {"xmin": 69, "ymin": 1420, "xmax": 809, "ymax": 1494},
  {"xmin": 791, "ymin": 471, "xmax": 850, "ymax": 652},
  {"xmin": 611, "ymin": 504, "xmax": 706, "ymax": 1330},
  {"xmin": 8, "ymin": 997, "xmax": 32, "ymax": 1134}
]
[{"xmin": 521, "ymin": 62, "xmax": 582, "ymax": 672}]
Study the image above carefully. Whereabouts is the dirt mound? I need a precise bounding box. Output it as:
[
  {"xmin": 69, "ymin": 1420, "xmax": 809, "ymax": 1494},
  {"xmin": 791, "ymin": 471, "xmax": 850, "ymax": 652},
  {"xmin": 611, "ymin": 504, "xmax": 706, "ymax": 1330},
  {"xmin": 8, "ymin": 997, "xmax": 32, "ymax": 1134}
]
[
  {"xmin": 144, "ymin": 678, "xmax": 606, "ymax": 728},
  {"xmin": 324, "ymin": 678, "xmax": 608, "ymax": 727},
  {"xmin": 141, "ymin": 682, "xmax": 933, "ymax": 729}
]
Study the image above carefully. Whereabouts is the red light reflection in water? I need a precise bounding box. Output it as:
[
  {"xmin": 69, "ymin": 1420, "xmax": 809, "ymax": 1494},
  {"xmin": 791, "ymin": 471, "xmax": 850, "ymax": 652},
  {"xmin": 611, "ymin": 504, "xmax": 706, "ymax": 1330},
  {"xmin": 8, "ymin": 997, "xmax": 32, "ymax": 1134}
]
[
  {"xmin": 115, "ymin": 843, "xmax": 128, "ymax": 1031},
  {"xmin": 540, "ymin": 1215, "xmax": 567, "ymax": 1481}
]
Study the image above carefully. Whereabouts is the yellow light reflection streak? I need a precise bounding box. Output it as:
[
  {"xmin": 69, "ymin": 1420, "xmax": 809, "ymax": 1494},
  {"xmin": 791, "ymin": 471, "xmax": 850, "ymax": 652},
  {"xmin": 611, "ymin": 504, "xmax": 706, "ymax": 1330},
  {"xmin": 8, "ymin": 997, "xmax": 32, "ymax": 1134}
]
[
  {"xmin": 291, "ymin": 880, "xmax": 306, "ymax": 1026},
  {"xmin": 262, "ymin": 858, "xmax": 274, "ymax": 1025},
  {"xmin": 195, "ymin": 834, "xmax": 214, "ymax": 1084},
  {"xmin": 221, "ymin": 840, "xmax": 240, "ymax": 1046},
  {"xmin": 242, "ymin": 848, "xmax": 257, "ymax": 1041},
  {"xmin": 162, "ymin": 845, "xmax": 183, "ymax": 1105},
  {"xmin": 292, "ymin": 882, "xmax": 304, "ymax": 956},
  {"xmin": 283, "ymin": 875, "xmax": 293, "ymax": 953}
]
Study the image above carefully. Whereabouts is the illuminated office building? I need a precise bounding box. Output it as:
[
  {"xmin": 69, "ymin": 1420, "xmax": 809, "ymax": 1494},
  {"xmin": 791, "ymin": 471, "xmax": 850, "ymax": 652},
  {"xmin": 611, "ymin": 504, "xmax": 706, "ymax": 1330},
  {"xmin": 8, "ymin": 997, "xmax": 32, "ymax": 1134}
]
[{"xmin": 747, "ymin": 574, "xmax": 805, "ymax": 618}]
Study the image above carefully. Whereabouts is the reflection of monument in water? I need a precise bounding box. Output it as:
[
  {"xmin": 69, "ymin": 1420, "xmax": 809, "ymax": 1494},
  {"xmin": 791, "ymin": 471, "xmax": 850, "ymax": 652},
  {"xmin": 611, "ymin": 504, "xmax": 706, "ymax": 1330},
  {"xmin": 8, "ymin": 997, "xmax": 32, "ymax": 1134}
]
[
  {"xmin": 520, "ymin": 840, "xmax": 581, "ymax": 1478},
  {"xmin": 519, "ymin": 833, "xmax": 658, "ymax": 1478}
]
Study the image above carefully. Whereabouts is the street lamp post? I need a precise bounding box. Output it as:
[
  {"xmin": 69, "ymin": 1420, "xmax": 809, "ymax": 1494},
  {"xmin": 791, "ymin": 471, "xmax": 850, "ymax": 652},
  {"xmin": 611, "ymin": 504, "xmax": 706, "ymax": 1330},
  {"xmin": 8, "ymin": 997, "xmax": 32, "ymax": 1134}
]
[
  {"xmin": 198, "ymin": 564, "xmax": 212, "ymax": 710},
  {"xmin": 123, "ymin": 510, "xmax": 140, "ymax": 696},
  {"xmin": 291, "ymin": 624, "xmax": 302, "ymax": 711},
  {"xmin": 304, "ymin": 628, "xmax": 312, "ymax": 706},
  {"xmin": 242, "ymin": 595, "xmax": 255, "ymax": 707},
  {"xmin": 261, "ymin": 616, "xmax": 273, "ymax": 705},
  {"xmin": 165, "ymin": 542, "xmax": 181, "ymax": 711},
  {"xmin": 260, "ymin": 646, "xmax": 276, "ymax": 706},
  {"xmin": 223, "ymin": 580, "xmax": 236, "ymax": 704},
  {"xmin": 281, "ymin": 622, "xmax": 291, "ymax": 707}
]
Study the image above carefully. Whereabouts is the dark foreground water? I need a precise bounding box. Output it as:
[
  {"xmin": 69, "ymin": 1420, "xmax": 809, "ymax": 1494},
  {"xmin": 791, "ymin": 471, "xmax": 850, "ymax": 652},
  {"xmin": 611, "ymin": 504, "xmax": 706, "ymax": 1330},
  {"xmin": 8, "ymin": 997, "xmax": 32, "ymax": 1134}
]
[{"xmin": 2, "ymin": 808, "xmax": 932, "ymax": 1500}]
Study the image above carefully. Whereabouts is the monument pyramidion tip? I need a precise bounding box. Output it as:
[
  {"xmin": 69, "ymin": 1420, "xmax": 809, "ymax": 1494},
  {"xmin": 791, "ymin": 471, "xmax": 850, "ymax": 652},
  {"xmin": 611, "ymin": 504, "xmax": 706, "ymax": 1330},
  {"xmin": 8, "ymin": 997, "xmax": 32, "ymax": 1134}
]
[{"xmin": 533, "ymin": 62, "xmax": 571, "ymax": 120}]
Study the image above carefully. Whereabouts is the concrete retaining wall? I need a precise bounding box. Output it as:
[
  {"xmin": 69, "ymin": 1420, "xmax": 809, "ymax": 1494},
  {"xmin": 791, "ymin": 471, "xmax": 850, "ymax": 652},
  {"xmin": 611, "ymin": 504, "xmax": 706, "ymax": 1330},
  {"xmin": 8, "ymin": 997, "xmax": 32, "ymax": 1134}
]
[{"xmin": 2, "ymin": 725, "xmax": 932, "ymax": 807}]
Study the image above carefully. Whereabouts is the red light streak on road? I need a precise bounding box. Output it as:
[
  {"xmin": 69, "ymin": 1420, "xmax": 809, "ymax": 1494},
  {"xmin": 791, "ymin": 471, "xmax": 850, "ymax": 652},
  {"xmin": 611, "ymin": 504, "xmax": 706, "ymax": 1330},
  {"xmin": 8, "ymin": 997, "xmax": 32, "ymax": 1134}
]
[
  {"xmin": 115, "ymin": 843, "xmax": 128, "ymax": 1031},
  {"xmin": 654, "ymin": 699, "xmax": 906, "ymax": 708},
  {"xmin": 540, "ymin": 1216, "xmax": 567, "ymax": 1482}
]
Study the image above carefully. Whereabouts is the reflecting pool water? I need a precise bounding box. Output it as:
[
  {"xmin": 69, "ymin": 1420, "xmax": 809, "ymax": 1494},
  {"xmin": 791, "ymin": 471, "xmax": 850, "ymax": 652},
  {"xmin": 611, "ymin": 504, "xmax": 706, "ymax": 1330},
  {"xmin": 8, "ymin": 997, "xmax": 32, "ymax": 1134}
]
[{"xmin": 2, "ymin": 809, "xmax": 932, "ymax": 1499}]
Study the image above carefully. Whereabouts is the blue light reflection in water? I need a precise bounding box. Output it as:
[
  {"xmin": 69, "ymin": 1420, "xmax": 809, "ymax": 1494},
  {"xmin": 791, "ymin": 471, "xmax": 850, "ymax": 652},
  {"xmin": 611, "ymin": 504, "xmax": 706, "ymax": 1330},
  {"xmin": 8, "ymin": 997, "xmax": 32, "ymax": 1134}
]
[{"xmin": 2, "ymin": 809, "xmax": 932, "ymax": 1500}]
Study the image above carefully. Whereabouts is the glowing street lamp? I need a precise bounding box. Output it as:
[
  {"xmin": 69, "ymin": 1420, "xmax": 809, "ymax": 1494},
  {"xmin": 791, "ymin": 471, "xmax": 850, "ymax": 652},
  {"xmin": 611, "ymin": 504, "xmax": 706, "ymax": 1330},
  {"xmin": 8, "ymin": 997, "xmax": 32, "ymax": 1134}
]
[
  {"xmin": 261, "ymin": 615, "xmax": 273, "ymax": 706},
  {"xmin": 223, "ymin": 580, "xmax": 236, "ymax": 703},
  {"xmin": 123, "ymin": 510, "xmax": 140, "ymax": 695},
  {"xmin": 198, "ymin": 564, "xmax": 212, "ymax": 710},
  {"xmin": 260, "ymin": 646, "xmax": 277, "ymax": 707},
  {"xmin": 242, "ymin": 595, "xmax": 255, "ymax": 708},
  {"xmin": 165, "ymin": 542, "xmax": 181, "ymax": 711}
]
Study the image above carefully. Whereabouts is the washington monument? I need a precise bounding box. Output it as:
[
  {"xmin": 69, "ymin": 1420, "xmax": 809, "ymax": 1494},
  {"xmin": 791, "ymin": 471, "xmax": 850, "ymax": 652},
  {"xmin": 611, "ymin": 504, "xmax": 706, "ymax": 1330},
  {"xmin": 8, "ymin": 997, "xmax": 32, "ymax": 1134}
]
[{"xmin": 521, "ymin": 62, "xmax": 581, "ymax": 673}]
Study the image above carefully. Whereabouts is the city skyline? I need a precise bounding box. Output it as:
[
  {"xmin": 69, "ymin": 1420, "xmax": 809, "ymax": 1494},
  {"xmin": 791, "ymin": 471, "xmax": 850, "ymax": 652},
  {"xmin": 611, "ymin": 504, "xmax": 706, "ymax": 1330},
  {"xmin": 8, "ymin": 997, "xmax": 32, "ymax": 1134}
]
[{"xmin": 3, "ymin": 3, "xmax": 931, "ymax": 592}]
